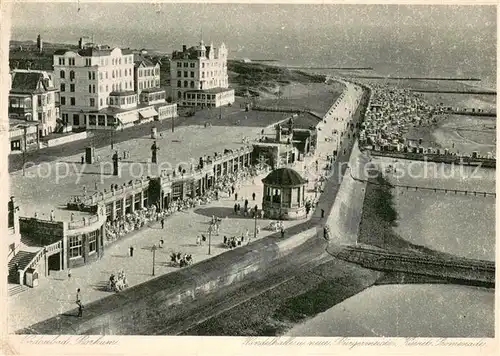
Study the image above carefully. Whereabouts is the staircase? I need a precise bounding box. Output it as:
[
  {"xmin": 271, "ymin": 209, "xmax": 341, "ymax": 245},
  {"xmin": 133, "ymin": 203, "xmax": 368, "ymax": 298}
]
[
  {"xmin": 8, "ymin": 283, "xmax": 29, "ymax": 297},
  {"xmin": 7, "ymin": 250, "xmax": 37, "ymax": 284}
]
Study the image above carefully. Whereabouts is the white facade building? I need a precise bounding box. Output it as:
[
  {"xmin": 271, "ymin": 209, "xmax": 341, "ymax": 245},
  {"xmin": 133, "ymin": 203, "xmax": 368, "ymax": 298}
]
[
  {"xmin": 53, "ymin": 45, "xmax": 177, "ymax": 130},
  {"xmin": 170, "ymin": 41, "xmax": 234, "ymax": 107},
  {"xmin": 134, "ymin": 55, "xmax": 161, "ymax": 95},
  {"xmin": 53, "ymin": 47, "xmax": 135, "ymax": 127}
]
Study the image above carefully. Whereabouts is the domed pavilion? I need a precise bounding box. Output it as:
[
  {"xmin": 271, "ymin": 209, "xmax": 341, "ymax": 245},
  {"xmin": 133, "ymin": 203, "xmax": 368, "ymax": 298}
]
[{"xmin": 261, "ymin": 168, "xmax": 308, "ymax": 220}]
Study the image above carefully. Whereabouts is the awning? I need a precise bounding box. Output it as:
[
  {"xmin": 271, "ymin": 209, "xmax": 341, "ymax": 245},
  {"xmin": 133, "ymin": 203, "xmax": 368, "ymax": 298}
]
[
  {"xmin": 117, "ymin": 112, "xmax": 138, "ymax": 125},
  {"xmin": 139, "ymin": 107, "xmax": 158, "ymax": 119}
]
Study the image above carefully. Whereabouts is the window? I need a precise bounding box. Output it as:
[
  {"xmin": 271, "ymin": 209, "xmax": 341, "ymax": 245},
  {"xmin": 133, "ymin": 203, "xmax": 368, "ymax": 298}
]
[
  {"xmin": 69, "ymin": 58, "xmax": 75, "ymax": 66},
  {"xmin": 100, "ymin": 98, "xmax": 103, "ymax": 106},
  {"xmin": 60, "ymin": 83, "xmax": 65, "ymax": 92},
  {"xmin": 202, "ymin": 63, "xmax": 205, "ymax": 68},
  {"xmin": 139, "ymin": 82, "xmax": 142, "ymax": 90},
  {"xmin": 90, "ymin": 98, "xmax": 95, "ymax": 107},
  {"xmin": 202, "ymin": 72, "xmax": 205, "ymax": 78},
  {"xmin": 120, "ymin": 98, "xmax": 125, "ymax": 105},
  {"xmin": 88, "ymin": 72, "xmax": 92, "ymax": 80},
  {"xmin": 190, "ymin": 71, "xmax": 194, "ymax": 78},
  {"xmin": 184, "ymin": 71, "xmax": 188, "ymax": 78},
  {"xmin": 98, "ymin": 116, "xmax": 105, "ymax": 126},
  {"xmin": 70, "ymin": 84, "xmax": 75, "ymax": 92},
  {"xmin": 184, "ymin": 80, "xmax": 188, "ymax": 87},
  {"xmin": 190, "ymin": 63, "xmax": 195, "ymax": 68},
  {"xmin": 125, "ymin": 82, "xmax": 128, "ymax": 89},
  {"xmin": 89, "ymin": 85, "xmax": 92, "ymax": 93},
  {"xmin": 70, "ymin": 71, "xmax": 75, "ymax": 80},
  {"xmin": 99, "ymin": 72, "xmax": 103, "ymax": 80},
  {"xmin": 88, "ymin": 231, "xmax": 98, "ymax": 254},
  {"xmin": 177, "ymin": 91, "xmax": 182, "ymax": 99},
  {"xmin": 73, "ymin": 114, "xmax": 79, "ymax": 126},
  {"xmin": 61, "ymin": 96, "xmax": 66, "ymax": 105},
  {"xmin": 112, "ymin": 70, "xmax": 115, "ymax": 78},
  {"xmin": 60, "ymin": 70, "xmax": 65, "ymax": 79},
  {"xmin": 177, "ymin": 62, "xmax": 181, "ymax": 67},
  {"xmin": 125, "ymin": 69, "xmax": 127, "ymax": 77},
  {"xmin": 177, "ymin": 80, "xmax": 181, "ymax": 88},
  {"xmin": 69, "ymin": 235, "xmax": 82, "ymax": 258},
  {"xmin": 89, "ymin": 115, "xmax": 96, "ymax": 125},
  {"xmin": 70, "ymin": 97, "xmax": 75, "ymax": 106},
  {"xmin": 86, "ymin": 58, "xmax": 91, "ymax": 66},
  {"xmin": 58, "ymin": 58, "xmax": 65, "ymax": 65},
  {"xmin": 190, "ymin": 81, "xmax": 194, "ymax": 88},
  {"xmin": 129, "ymin": 68, "xmax": 132, "ymax": 76},
  {"xmin": 93, "ymin": 85, "xmax": 96, "ymax": 93},
  {"xmin": 183, "ymin": 62, "xmax": 188, "ymax": 68},
  {"xmin": 106, "ymin": 71, "xmax": 108, "ymax": 79},
  {"xmin": 106, "ymin": 85, "xmax": 108, "ymax": 91}
]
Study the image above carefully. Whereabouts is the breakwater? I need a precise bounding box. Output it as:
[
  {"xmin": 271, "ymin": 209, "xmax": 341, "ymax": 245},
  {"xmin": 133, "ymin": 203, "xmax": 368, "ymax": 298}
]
[
  {"xmin": 367, "ymin": 150, "xmax": 496, "ymax": 168},
  {"xmin": 328, "ymin": 245, "xmax": 495, "ymax": 287},
  {"xmin": 351, "ymin": 76, "xmax": 482, "ymax": 81},
  {"xmin": 412, "ymin": 89, "xmax": 496, "ymax": 95}
]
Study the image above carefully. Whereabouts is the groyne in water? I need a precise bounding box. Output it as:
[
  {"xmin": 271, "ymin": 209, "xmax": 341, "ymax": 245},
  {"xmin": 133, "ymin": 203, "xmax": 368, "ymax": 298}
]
[{"xmin": 351, "ymin": 76, "xmax": 482, "ymax": 81}]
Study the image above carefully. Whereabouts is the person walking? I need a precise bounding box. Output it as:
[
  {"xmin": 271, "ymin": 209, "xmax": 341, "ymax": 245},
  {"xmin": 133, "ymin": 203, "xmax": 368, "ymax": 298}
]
[
  {"xmin": 196, "ymin": 236, "xmax": 201, "ymax": 246},
  {"xmin": 234, "ymin": 203, "xmax": 238, "ymax": 214},
  {"xmin": 76, "ymin": 288, "xmax": 83, "ymax": 317},
  {"xmin": 161, "ymin": 217, "xmax": 165, "ymax": 229},
  {"xmin": 235, "ymin": 192, "xmax": 238, "ymax": 201},
  {"xmin": 129, "ymin": 246, "xmax": 134, "ymax": 257},
  {"xmin": 67, "ymin": 268, "xmax": 72, "ymax": 280},
  {"xmin": 252, "ymin": 192, "xmax": 256, "ymax": 201},
  {"xmin": 321, "ymin": 209, "xmax": 325, "ymax": 218},
  {"xmin": 280, "ymin": 227, "xmax": 285, "ymax": 239}
]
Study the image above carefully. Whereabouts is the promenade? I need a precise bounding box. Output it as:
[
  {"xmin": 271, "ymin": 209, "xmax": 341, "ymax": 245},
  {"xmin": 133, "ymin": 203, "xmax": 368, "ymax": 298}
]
[{"xmin": 9, "ymin": 80, "xmax": 365, "ymax": 333}]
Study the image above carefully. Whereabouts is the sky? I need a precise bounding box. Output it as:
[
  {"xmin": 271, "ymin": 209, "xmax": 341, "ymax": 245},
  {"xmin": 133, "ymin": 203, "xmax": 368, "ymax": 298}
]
[{"xmin": 7, "ymin": 3, "xmax": 497, "ymax": 82}]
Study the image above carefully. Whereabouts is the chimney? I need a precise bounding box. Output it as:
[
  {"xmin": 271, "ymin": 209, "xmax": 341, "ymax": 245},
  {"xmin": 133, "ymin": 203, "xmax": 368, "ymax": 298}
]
[
  {"xmin": 79, "ymin": 37, "xmax": 83, "ymax": 49},
  {"xmin": 182, "ymin": 45, "xmax": 187, "ymax": 52}
]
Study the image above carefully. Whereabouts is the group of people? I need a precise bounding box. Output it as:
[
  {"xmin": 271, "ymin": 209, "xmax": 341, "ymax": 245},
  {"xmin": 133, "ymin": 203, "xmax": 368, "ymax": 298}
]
[
  {"xmin": 170, "ymin": 252, "xmax": 193, "ymax": 267},
  {"xmin": 358, "ymin": 83, "xmax": 439, "ymax": 150},
  {"xmin": 107, "ymin": 270, "xmax": 129, "ymax": 293},
  {"xmin": 223, "ymin": 235, "xmax": 246, "ymax": 249},
  {"xmin": 105, "ymin": 206, "xmax": 158, "ymax": 245}
]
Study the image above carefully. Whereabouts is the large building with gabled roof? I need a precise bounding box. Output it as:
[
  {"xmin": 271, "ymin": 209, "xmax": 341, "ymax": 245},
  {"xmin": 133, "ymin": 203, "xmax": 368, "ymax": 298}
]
[
  {"xmin": 8, "ymin": 69, "xmax": 59, "ymax": 138},
  {"xmin": 52, "ymin": 40, "xmax": 176, "ymax": 130},
  {"xmin": 170, "ymin": 41, "xmax": 234, "ymax": 108},
  {"xmin": 133, "ymin": 54, "xmax": 161, "ymax": 95}
]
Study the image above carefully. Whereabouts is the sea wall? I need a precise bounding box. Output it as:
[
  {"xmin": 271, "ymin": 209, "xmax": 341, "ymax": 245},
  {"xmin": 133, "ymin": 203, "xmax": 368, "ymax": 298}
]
[{"xmin": 22, "ymin": 227, "xmax": 321, "ymax": 335}]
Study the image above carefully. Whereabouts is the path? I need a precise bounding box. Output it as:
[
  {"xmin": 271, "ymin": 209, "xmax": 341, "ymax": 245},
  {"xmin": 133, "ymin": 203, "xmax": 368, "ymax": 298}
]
[{"xmin": 9, "ymin": 80, "xmax": 367, "ymax": 333}]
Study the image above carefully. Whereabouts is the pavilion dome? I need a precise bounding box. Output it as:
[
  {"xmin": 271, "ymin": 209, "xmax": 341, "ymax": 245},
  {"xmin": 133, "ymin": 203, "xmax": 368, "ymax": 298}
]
[{"xmin": 262, "ymin": 168, "xmax": 307, "ymax": 187}]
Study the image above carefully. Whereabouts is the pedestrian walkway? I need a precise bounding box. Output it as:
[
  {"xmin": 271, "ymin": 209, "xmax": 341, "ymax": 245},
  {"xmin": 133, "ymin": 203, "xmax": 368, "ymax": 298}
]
[{"xmin": 8, "ymin": 79, "xmax": 365, "ymax": 333}]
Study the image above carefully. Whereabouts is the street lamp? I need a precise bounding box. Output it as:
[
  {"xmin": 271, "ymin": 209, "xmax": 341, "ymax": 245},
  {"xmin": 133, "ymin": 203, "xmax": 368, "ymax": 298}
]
[
  {"xmin": 208, "ymin": 221, "xmax": 213, "ymax": 255},
  {"xmin": 253, "ymin": 207, "xmax": 258, "ymax": 239},
  {"xmin": 151, "ymin": 244, "xmax": 157, "ymax": 276}
]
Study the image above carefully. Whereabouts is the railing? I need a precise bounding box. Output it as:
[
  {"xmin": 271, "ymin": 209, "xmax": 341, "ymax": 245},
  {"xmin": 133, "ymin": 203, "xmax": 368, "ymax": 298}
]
[
  {"xmin": 24, "ymin": 248, "xmax": 45, "ymax": 273},
  {"xmin": 68, "ymin": 214, "xmax": 100, "ymax": 230},
  {"xmin": 68, "ymin": 146, "xmax": 254, "ymax": 209},
  {"xmin": 45, "ymin": 240, "xmax": 62, "ymax": 254}
]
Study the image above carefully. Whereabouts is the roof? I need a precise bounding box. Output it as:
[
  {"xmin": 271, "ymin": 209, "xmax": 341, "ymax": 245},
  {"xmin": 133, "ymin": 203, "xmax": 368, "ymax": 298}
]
[
  {"xmin": 262, "ymin": 168, "xmax": 307, "ymax": 187},
  {"xmin": 186, "ymin": 87, "xmax": 233, "ymax": 94},
  {"xmin": 141, "ymin": 87, "xmax": 165, "ymax": 94},
  {"xmin": 10, "ymin": 72, "xmax": 54, "ymax": 94},
  {"xmin": 134, "ymin": 54, "xmax": 156, "ymax": 67},
  {"xmin": 77, "ymin": 47, "xmax": 112, "ymax": 57},
  {"xmin": 109, "ymin": 90, "xmax": 136, "ymax": 97}
]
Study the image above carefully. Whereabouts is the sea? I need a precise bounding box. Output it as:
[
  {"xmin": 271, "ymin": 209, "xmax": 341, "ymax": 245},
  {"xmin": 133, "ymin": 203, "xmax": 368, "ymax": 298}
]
[{"xmin": 10, "ymin": 4, "xmax": 496, "ymax": 90}]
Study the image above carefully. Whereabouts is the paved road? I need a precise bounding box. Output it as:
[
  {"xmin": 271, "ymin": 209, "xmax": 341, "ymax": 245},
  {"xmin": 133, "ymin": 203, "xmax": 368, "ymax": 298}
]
[{"xmin": 8, "ymin": 101, "xmax": 288, "ymax": 173}]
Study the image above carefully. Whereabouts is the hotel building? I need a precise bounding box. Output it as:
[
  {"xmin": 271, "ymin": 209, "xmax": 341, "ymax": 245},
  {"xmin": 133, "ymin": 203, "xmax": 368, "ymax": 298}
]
[
  {"xmin": 53, "ymin": 44, "xmax": 176, "ymax": 131},
  {"xmin": 170, "ymin": 41, "xmax": 234, "ymax": 108}
]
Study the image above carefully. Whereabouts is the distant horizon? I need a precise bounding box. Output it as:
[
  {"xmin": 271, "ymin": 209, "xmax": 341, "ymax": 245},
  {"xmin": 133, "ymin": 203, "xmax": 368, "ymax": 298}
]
[{"xmin": 8, "ymin": 3, "xmax": 496, "ymax": 88}]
